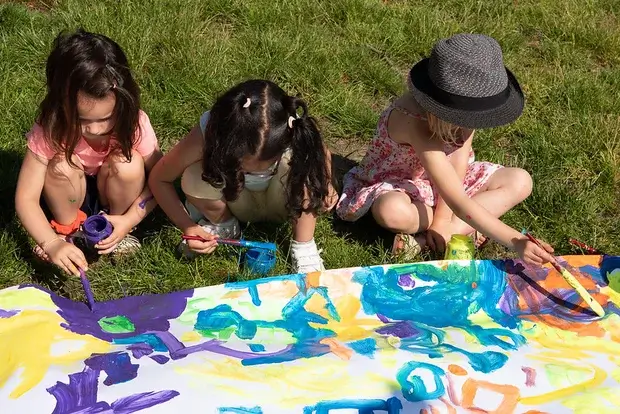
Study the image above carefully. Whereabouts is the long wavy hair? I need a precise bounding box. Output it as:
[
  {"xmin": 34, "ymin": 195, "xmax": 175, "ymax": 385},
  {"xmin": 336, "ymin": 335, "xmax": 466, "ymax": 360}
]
[
  {"xmin": 201, "ymin": 79, "xmax": 330, "ymax": 219},
  {"xmin": 38, "ymin": 28, "xmax": 141, "ymax": 168}
]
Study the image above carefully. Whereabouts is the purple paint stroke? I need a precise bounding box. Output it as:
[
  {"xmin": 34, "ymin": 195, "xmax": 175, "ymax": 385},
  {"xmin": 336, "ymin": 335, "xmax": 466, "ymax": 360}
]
[
  {"xmin": 150, "ymin": 355, "xmax": 170, "ymax": 365},
  {"xmin": 397, "ymin": 274, "xmax": 415, "ymax": 288},
  {"xmin": 47, "ymin": 366, "xmax": 179, "ymax": 414},
  {"xmin": 79, "ymin": 270, "xmax": 96, "ymax": 311},
  {"xmin": 376, "ymin": 321, "xmax": 419, "ymax": 338},
  {"xmin": 51, "ymin": 289, "xmax": 192, "ymax": 342},
  {"xmin": 149, "ymin": 331, "xmax": 294, "ymax": 361},
  {"xmin": 376, "ymin": 314, "xmax": 390, "ymax": 323},
  {"xmin": 85, "ymin": 352, "xmax": 138, "ymax": 386},
  {"xmin": 0, "ymin": 309, "xmax": 18, "ymax": 318},
  {"xmin": 138, "ymin": 195, "xmax": 154, "ymax": 209},
  {"xmin": 128, "ymin": 343, "xmax": 153, "ymax": 359}
]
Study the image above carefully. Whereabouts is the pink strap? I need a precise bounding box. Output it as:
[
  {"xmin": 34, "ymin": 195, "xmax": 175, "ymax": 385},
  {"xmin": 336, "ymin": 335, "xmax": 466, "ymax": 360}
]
[{"xmin": 392, "ymin": 105, "xmax": 427, "ymax": 121}]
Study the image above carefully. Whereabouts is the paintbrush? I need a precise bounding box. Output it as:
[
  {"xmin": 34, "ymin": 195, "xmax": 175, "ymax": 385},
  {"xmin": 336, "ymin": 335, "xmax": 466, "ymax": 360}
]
[
  {"xmin": 78, "ymin": 268, "xmax": 96, "ymax": 311},
  {"xmin": 525, "ymin": 233, "xmax": 605, "ymax": 317},
  {"xmin": 181, "ymin": 235, "xmax": 276, "ymax": 251},
  {"xmin": 568, "ymin": 238, "xmax": 603, "ymax": 255}
]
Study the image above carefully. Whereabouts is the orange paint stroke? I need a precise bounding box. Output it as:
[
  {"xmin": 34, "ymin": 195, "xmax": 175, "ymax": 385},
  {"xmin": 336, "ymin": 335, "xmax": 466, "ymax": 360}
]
[
  {"xmin": 524, "ymin": 313, "xmax": 606, "ymax": 338},
  {"xmin": 523, "ymin": 411, "xmax": 550, "ymax": 414},
  {"xmin": 319, "ymin": 338, "xmax": 353, "ymax": 361},
  {"xmin": 448, "ymin": 364, "xmax": 467, "ymax": 376},
  {"xmin": 419, "ymin": 410, "xmax": 428, "ymax": 414},
  {"xmin": 430, "ymin": 406, "xmax": 440, "ymax": 414},
  {"xmin": 461, "ymin": 378, "xmax": 520, "ymax": 413},
  {"xmin": 439, "ymin": 397, "xmax": 457, "ymax": 414},
  {"xmin": 305, "ymin": 272, "xmax": 322, "ymax": 289},
  {"xmin": 222, "ymin": 291, "xmax": 244, "ymax": 299}
]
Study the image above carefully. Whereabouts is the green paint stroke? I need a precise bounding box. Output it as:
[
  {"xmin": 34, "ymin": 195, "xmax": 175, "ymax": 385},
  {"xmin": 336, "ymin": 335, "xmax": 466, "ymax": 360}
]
[
  {"xmin": 98, "ymin": 315, "xmax": 136, "ymax": 334},
  {"xmin": 544, "ymin": 363, "xmax": 591, "ymax": 388}
]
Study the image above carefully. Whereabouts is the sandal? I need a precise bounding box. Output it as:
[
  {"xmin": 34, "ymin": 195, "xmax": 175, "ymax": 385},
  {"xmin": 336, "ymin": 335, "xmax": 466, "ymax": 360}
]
[{"xmin": 392, "ymin": 233, "xmax": 423, "ymax": 263}]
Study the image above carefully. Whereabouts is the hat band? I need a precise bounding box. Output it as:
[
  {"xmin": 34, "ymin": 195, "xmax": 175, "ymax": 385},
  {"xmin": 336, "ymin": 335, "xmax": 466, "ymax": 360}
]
[{"xmin": 427, "ymin": 80, "xmax": 510, "ymax": 111}]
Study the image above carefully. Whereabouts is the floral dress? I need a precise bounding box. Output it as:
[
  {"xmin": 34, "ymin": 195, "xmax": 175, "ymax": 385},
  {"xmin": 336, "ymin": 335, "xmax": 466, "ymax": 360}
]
[{"xmin": 336, "ymin": 104, "xmax": 503, "ymax": 222}]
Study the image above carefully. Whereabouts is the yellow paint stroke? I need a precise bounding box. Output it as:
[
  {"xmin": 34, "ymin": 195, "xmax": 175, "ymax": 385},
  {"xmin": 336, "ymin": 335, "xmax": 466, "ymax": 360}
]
[
  {"xmin": 523, "ymin": 321, "xmax": 620, "ymax": 356},
  {"xmin": 561, "ymin": 387, "xmax": 620, "ymax": 413},
  {"xmin": 0, "ymin": 287, "xmax": 56, "ymax": 310},
  {"xmin": 176, "ymin": 356, "xmax": 395, "ymax": 407},
  {"xmin": 181, "ymin": 331, "xmax": 202, "ymax": 343},
  {"xmin": 519, "ymin": 356, "xmax": 606, "ymax": 405},
  {"xmin": 222, "ymin": 291, "xmax": 244, "ymax": 299},
  {"xmin": 306, "ymin": 294, "xmax": 382, "ymax": 342},
  {"xmin": 0, "ymin": 310, "xmax": 110, "ymax": 398}
]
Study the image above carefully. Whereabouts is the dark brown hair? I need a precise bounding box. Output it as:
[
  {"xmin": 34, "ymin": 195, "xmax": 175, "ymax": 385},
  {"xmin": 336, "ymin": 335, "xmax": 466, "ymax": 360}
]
[
  {"xmin": 201, "ymin": 79, "xmax": 330, "ymax": 219},
  {"xmin": 38, "ymin": 28, "xmax": 140, "ymax": 167}
]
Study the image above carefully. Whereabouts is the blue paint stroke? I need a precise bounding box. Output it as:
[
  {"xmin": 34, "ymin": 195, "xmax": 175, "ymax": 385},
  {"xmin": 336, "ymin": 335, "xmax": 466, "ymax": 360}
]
[
  {"xmin": 218, "ymin": 407, "xmax": 263, "ymax": 413},
  {"xmin": 84, "ymin": 352, "xmax": 138, "ymax": 386},
  {"xmin": 303, "ymin": 397, "xmax": 402, "ymax": 413},
  {"xmin": 248, "ymin": 285, "xmax": 261, "ymax": 306},
  {"xmin": 396, "ymin": 361, "xmax": 445, "ymax": 402},
  {"xmin": 348, "ymin": 338, "xmax": 376, "ymax": 358},
  {"xmin": 352, "ymin": 262, "xmax": 523, "ymax": 374},
  {"xmin": 249, "ymin": 344, "xmax": 265, "ymax": 352},
  {"xmin": 115, "ymin": 333, "xmax": 167, "ymax": 352}
]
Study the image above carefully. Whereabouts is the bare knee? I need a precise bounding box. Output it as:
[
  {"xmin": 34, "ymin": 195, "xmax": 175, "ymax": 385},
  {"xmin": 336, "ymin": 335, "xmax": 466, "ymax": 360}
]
[
  {"xmin": 371, "ymin": 192, "xmax": 431, "ymax": 233},
  {"xmin": 46, "ymin": 154, "xmax": 83, "ymax": 185},
  {"xmin": 104, "ymin": 149, "xmax": 145, "ymax": 182},
  {"xmin": 507, "ymin": 168, "xmax": 533, "ymax": 201}
]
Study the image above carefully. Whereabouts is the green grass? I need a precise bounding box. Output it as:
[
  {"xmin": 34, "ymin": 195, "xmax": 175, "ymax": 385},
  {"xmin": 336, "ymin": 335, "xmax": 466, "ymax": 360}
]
[{"xmin": 0, "ymin": 0, "xmax": 618, "ymax": 301}]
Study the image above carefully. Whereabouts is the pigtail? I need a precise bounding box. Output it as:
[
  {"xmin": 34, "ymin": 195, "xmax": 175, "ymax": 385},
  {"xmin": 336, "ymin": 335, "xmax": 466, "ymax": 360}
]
[{"xmin": 286, "ymin": 98, "xmax": 330, "ymax": 219}]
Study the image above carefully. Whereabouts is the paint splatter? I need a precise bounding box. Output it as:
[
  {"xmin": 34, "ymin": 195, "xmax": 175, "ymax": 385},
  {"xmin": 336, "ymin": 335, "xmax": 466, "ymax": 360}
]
[{"xmin": 138, "ymin": 195, "xmax": 154, "ymax": 209}]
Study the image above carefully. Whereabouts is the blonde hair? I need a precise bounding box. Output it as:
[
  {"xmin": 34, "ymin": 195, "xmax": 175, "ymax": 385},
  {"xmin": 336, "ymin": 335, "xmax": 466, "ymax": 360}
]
[{"xmin": 426, "ymin": 112, "xmax": 462, "ymax": 145}]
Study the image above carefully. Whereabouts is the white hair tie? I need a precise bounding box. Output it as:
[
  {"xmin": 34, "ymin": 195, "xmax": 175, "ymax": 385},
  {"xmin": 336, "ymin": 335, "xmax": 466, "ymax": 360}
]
[
  {"xmin": 243, "ymin": 98, "xmax": 251, "ymax": 108},
  {"xmin": 288, "ymin": 116, "xmax": 296, "ymax": 129}
]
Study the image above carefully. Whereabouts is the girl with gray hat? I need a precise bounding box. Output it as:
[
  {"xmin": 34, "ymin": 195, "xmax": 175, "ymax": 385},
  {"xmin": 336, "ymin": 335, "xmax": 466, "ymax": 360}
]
[{"xmin": 336, "ymin": 33, "xmax": 555, "ymax": 266}]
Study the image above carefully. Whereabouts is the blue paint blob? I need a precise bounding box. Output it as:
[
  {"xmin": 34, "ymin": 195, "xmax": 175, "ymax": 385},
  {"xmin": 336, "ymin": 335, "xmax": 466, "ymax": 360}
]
[
  {"xmin": 114, "ymin": 334, "xmax": 168, "ymax": 352},
  {"xmin": 348, "ymin": 338, "xmax": 376, "ymax": 358},
  {"xmin": 249, "ymin": 344, "xmax": 265, "ymax": 352},
  {"xmin": 218, "ymin": 407, "xmax": 263, "ymax": 414},
  {"xmin": 396, "ymin": 361, "xmax": 445, "ymax": 402},
  {"xmin": 84, "ymin": 352, "xmax": 139, "ymax": 386},
  {"xmin": 303, "ymin": 397, "xmax": 402, "ymax": 413}
]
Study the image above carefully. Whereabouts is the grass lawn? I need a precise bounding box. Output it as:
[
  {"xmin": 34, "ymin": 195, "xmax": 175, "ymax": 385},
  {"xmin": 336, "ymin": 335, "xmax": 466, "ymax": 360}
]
[{"xmin": 0, "ymin": 0, "xmax": 618, "ymax": 302}]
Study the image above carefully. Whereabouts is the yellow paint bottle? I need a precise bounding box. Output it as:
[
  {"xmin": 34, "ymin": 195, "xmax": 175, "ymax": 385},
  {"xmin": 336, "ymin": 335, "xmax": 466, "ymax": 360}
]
[{"xmin": 444, "ymin": 235, "xmax": 475, "ymax": 260}]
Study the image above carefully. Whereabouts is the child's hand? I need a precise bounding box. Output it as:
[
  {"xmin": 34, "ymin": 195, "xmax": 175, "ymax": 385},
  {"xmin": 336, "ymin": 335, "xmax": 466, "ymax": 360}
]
[
  {"xmin": 46, "ymin": 239, "xmax": 88, "ymax": 276},
  {"xmin": 426, "ymin": 220, "xmax": 452, "ymax": 253},
  {"xmin": 184, "ymin": 225, "xmax": 218, "ymax": 254},
  {"xmin": 514, "ymin": 237, "xmax": 555, "ymax": 266},
  {"xmin": 96, "ymin": 214, "xmax": 134, "ymax": 255}
]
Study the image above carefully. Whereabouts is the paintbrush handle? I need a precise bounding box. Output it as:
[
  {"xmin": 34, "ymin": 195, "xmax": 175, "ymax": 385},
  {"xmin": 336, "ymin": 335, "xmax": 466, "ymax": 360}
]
[
  {"xmin": 79, "ymin": 269, "xmax": 96, "ymax": 311},
  {"xmin": 558, "ymin": 267, "xmax": 605, "ymax": 317},
  {"xmin": 525, "ymin": 233, "xmax": 605, "ymax": 317}
]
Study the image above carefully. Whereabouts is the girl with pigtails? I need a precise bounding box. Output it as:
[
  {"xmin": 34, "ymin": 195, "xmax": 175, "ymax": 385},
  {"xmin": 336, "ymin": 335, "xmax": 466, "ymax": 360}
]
[{"xmin": 149, "ymin": 79, "xmax": 337, "ymax": 273}]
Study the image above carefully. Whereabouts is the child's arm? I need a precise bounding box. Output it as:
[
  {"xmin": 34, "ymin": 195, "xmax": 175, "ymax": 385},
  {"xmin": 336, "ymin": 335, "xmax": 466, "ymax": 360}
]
[
  {"xmin": 148, "ymin": 125, "xmax": 217, "ymax": 252},
  {"xmin": 412, "ymin": 135, "xmax": 553, "ymax": 265},
  {"xmin": 15, "ymin": 150, "xmax": 88, "ymax": 275},
  {"xmin": 428, "ymin": 131, "xmax": 474, "ymax": 250}
]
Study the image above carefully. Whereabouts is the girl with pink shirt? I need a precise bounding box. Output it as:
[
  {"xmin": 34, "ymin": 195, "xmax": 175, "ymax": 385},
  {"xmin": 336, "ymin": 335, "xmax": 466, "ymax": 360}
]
[{"xmin": 14, "ymin": 29, "xmax": 162, "ymax": 276}]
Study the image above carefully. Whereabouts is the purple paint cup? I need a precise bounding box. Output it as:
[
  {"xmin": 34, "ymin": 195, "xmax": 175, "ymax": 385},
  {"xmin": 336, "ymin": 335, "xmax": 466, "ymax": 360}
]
[{"xmin": 82, "ymin": 215, "xmax": 113, "ymax": 247}]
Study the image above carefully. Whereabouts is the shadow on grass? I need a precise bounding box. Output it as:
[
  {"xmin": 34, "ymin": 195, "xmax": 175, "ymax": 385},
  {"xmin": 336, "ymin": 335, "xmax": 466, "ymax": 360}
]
[{"xmin": 0, "ymin": 148, "xmax": 71, "ymax": 290}]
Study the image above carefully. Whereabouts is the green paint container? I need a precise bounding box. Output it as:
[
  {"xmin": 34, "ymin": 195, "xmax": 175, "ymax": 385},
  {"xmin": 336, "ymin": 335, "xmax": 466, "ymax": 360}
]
[{"xmin": 444, "ymin": 235, "xmax": 475, "ymax": 260}]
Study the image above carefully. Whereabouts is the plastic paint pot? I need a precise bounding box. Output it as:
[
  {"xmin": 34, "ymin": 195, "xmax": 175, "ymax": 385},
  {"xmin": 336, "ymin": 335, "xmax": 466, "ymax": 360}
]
[
  {"xmin": 82, "ymin": 215, "xmax": 113, "ymax": 247},
  {"xmin": 245, "ymin": 248, "xmax": 276, "ymax": 275},
  {"xmin": 444, "ymin": 234, "xmax": 475, "ymax": 260}
]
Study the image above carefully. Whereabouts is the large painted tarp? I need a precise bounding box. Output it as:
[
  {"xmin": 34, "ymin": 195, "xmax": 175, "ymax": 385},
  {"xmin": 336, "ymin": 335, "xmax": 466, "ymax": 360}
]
[{"xmin": 1, "ymin": 255, "xmax": 620, "ymax": 413}]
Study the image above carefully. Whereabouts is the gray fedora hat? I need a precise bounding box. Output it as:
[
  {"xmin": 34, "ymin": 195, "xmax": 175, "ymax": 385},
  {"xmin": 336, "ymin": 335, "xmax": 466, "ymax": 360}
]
[{"xmin": 408, "ymin": 33, "xmax": 524, "ymax": 129}]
